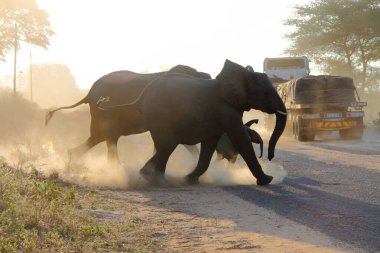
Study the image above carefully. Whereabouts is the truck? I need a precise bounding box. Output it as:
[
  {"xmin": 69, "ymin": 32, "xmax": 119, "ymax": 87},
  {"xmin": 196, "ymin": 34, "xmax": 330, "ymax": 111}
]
[{"xmin": 263, "ymin": 56, "xmax": 367, "ymax": 141}]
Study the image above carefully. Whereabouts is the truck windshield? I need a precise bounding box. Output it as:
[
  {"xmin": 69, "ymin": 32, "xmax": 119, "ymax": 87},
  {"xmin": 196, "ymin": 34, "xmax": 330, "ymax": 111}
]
[{"xmin": 265, "ymin": 59, "xmax": 306, "ymax": 69}]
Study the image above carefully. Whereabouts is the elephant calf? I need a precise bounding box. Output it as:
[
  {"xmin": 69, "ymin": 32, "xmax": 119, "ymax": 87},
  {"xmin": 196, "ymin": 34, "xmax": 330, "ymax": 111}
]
[{"xmin": 216, "ymin": 119, "xmax": 263, "ymax": 163}]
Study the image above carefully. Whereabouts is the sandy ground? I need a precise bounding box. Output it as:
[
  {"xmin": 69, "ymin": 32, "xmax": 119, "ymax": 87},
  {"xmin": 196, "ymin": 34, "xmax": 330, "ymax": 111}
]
[{"xmin": 94, "ymin": 186, "xmax": 349, "ymax": 253}]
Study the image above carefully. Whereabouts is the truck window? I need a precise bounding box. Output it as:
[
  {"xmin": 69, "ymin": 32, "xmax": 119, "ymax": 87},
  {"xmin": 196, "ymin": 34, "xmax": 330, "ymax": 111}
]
[
  {"xmin": 263, "ymin": 57, "xmax": 310, "ymax": 81},
  {"xmin": 265, "ymin": 59, "xmax": 306, "ymax": 69}
]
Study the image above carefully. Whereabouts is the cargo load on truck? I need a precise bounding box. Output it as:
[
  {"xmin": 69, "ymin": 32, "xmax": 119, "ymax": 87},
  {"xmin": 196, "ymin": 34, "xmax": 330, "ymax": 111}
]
[
  {"xmin": 277, "ymin": 75, "xmax": 358, "ymax": 106},
  {"xmin": 263, "ymin": 56, "xmax": 366, "ymax": 141},
  {"xmin": 277, "ymin": 75, "xmax": 366, "ymax": 141}
]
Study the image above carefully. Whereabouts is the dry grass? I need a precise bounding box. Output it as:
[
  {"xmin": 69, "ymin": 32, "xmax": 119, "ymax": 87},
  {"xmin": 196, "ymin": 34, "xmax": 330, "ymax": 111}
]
[{"xmin": 0, "ymin": 157, "xmax": 160, "ymax": 253}]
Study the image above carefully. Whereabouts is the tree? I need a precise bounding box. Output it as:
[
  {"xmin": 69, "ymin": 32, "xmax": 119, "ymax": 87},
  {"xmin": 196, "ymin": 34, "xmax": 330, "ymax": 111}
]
[
  {"xmin": 0, "ymin": 0, "xmax": 54, "ymax": 61},
  {"xmin": 23, "ymin": 63, "xmax": 84, "ymax": 108},
  {"xmin": 284, "ymin": 0, "xmax": 380, "ymax": 92}
]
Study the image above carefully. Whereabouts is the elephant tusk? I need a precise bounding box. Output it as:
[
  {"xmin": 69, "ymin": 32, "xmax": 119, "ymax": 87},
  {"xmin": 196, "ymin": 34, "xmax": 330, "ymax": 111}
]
[{"xmin": 276, "ymin": 110, "xmax": 287, "ymax": 116}]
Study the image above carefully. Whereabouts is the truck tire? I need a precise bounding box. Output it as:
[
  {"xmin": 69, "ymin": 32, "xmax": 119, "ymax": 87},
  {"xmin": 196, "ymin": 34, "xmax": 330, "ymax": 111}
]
[
  {"xmin": 339, "ymin": 127, "xmax": 363, "ymax": 140},
  {"xmin": 293, "ymin": 116, "xmax": 315, "ymax": 141},
  {"xmin": 339, "ymin": 118, "xmax": 364, "ymax": 140}
]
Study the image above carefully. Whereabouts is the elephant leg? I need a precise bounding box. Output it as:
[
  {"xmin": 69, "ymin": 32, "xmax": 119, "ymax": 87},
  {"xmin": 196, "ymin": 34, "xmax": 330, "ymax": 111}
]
[
  {"xmin": 106, "ymin": 137, "xmax": 120, "ymax": 166},
  {"xmin": 152, "ymin": 141, "xmax": 177, "ymax": 177},
  {"xmin": 68, "ymin": 136, "xmax": 103, "ymax": 164},
  {"xmin": 140, "ymin": 136, "xmax": 178, "ymax": 185},
  {"xmin": 185, "ymin": 137, "xmax": 219, "ymax": 185},
  {"xmin": 225, "ymin": 122, "xmax": 273, "ymax": 186},
  {"xmin": 140, "ymin": 154, "xmax": 158, "ymax": 181}
]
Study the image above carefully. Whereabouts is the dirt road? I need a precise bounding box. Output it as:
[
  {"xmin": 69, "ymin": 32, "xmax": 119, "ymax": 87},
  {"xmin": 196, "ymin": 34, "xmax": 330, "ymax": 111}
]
[
  {"xmin": 77, "ymin": 128, "xmax": 378, "ymax": 253},
  {"xmin": 7, "ymin": 109, "xmax": 378, "ymax": 252}
]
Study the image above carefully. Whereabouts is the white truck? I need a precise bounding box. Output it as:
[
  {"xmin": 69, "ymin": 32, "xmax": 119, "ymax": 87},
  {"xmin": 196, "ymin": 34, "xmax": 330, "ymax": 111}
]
[
  {"xmin": 264, "ymin": 56, "xmax": 366, "ymax": 141},
  {"xmin": 263, "ymin": 56, "xmax": 310, "ymax": 81}
]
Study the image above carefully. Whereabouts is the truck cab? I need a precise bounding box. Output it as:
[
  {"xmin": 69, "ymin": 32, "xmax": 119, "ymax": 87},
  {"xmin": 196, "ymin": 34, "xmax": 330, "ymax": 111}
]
[{"xmin": 263, "ymin": 56, "xmax": 310, "ymax": 83}]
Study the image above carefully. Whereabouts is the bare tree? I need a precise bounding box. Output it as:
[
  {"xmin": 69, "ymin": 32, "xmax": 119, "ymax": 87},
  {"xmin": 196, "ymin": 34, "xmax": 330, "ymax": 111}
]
[{"xmin": 0, "ymin": 0, "xmax": 54, "ymax": 96}]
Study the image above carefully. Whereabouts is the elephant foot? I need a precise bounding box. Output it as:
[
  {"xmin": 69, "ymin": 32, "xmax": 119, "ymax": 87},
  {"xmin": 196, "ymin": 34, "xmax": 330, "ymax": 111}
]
[
  {"xmin": 140, "ymin": 168, "xmax": 168, "ymax": 186},
  {"xmin": 139, "ymin": 167, "xmax": 155, "ymax": 182},
  {"xmin": 184, "ymin": 175, "xmax": 200, "ymax": 185},
  {"xmin": 256, "ymin": 174, "xmax": 273, "ymax": 186},
  {"xmin": 68, "ymin": 149, "xmax": 82, "ymax": 167}
]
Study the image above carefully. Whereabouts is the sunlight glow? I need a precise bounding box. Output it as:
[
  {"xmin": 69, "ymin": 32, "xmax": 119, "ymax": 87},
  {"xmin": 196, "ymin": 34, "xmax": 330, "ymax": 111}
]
[{"xmin": 1, "ymin": 0, "xmax": 311, "ymax": 89}]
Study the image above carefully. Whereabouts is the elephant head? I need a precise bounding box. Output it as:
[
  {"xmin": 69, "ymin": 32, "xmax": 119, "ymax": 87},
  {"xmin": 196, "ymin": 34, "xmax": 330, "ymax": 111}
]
[
  {"xmin": 168, "ymin": 65, "xmax": 212, "ymax": 79},
  {"xmin": 217, "ymin": 60, "xmax": 287, "ymax": 161}
]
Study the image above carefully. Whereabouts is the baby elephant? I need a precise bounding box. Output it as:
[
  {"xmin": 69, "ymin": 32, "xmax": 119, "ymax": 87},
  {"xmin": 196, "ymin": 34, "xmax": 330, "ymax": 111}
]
[{"xmin": 216, "ymin": 119, "xmax": 263, "ymax": 163}]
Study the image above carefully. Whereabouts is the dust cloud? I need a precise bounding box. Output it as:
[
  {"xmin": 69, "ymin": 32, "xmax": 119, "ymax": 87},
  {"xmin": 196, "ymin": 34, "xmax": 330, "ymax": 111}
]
[{"xmin": 0, "ymin": 91, "xmax": 287, "ymax": 189}]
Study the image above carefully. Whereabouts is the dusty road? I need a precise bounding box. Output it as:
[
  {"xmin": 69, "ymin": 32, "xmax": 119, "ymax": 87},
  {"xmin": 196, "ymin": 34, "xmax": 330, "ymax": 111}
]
[
  {"xmin": 277, "ymin": 130, "xmax": 380, "ymax": 252},
  {"xmin": 12, "ymin": 113, "xmax": 378, "ymax": 252},
  {"xmin": 95, "ymin": 129, "xmax": 380, "ymax": 253}
]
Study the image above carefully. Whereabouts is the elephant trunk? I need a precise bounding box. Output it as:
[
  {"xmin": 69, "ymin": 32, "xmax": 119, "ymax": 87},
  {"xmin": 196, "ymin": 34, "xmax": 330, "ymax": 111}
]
[{"xmin": 268, "ymin": 110, "xmax": 287, "ymax": 161}]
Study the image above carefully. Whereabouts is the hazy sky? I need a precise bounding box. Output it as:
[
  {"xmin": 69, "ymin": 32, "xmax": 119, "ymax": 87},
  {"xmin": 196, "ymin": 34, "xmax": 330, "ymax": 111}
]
[{"xmin": 1, "ymin": 0, "xmax": 311, "ymax": 89}]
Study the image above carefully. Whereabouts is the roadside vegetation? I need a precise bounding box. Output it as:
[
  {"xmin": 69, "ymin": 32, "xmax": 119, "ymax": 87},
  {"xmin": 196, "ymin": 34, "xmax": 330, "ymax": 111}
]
[{"xmin": 0, "ymin": 157, "xmax": 159, "ymax": 253}]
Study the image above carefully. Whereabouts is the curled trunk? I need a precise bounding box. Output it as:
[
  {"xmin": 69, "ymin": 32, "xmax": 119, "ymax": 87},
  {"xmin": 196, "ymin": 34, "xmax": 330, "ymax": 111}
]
[{"xmin": 268, "ymin": 112, "xmax": 287, "ymax": 161}]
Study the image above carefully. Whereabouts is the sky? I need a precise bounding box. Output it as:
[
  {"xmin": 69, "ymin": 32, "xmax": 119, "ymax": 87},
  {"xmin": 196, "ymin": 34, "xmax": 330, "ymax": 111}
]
[{"xmin": 0, "ymin": 0, "xmax": 311, "ymax": 89}]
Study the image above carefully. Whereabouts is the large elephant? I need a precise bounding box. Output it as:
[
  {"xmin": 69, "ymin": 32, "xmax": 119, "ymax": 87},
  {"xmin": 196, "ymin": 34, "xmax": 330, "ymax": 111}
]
[
  {"xmin": 45, "ymin": 65, "xmax": 211, "ymax": 164},
  {"xmin": 101, "ymin": 60, "xmax": 287, "ymax": 185}
]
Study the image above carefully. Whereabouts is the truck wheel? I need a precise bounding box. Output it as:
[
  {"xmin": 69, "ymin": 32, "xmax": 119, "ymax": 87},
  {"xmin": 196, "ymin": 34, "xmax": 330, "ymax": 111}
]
[
  {"xmin": 293, "ymin": 117, "xmax": 315, "ymax": 141},
  {"xmin": 339, "ymin": 128, "xmax": 363, "ymax": 140}
]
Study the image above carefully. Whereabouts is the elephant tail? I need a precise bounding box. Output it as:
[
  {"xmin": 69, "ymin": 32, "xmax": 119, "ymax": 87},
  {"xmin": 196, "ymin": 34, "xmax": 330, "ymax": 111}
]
[{"xmin": 45, "ymin": 95, "xmax": 89, "ymax": 126}]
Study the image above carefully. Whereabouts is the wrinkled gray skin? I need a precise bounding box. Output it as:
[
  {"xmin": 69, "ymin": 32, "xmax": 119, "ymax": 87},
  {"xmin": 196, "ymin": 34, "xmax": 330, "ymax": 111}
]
[
  {"xmin": 102, "ymin": 60, "xmax": 287, "ymax": 186},
  {"xmin": 216, "ymin": 119, "xmax": 263, "ymax": 164},
  {"xmin": 45, "ymin": 65, "xmax": 211, "ymax": 164}
]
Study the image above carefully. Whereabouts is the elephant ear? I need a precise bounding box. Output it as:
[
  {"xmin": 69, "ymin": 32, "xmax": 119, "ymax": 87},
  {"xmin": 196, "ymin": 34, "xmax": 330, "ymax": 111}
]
[{"xmin": 217, "ymin": 60, "xmax": 249, "ymax": 110}]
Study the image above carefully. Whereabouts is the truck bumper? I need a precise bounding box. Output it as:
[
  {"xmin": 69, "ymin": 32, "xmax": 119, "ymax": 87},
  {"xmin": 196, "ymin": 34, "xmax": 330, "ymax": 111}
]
[{"xmin": 305, "ymin": 118, "xmax": 364, "ymax": 131}]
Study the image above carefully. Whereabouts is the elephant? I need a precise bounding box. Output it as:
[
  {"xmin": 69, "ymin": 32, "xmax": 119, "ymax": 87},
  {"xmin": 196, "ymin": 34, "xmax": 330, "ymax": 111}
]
[
  {"xmin": 100, "ymin": 59, "xmax": 287, "ymax": 186},
  {"xmin": 216, "ymin": 119, "xmax": 263, "ymax": 164},
  {"xmin": 45, "ymin": 65, "xmax": 211, "ymax": 164}
]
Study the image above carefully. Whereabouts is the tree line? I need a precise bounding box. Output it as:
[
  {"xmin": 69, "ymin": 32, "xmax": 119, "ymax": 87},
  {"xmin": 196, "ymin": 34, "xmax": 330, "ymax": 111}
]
[
  {"xmin": 284, "ymin": 0, "xmax": 380, "ymax": 93},
  {"xmin": 1, "ymin": 0, "xmax": 380, "ymax": 96}
]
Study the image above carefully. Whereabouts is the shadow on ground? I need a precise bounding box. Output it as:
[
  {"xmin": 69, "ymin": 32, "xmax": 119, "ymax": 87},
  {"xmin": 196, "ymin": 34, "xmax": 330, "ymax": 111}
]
[{"xmin": 223, "ymin": 177, "xmax": 380, "ymax": 252}]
